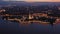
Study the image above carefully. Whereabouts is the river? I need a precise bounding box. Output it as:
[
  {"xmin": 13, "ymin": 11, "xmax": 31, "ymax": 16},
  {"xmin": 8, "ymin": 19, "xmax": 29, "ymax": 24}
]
[{"xmin": 0, "ymin": 19, "xmax": 60, "ymax": 34}]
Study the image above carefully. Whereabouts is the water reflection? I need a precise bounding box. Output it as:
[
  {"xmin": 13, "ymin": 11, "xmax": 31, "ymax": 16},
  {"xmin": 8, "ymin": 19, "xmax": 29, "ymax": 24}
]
[{"xmin": 0, "ymin": 19, "xmax": 60, "ymax": 34}]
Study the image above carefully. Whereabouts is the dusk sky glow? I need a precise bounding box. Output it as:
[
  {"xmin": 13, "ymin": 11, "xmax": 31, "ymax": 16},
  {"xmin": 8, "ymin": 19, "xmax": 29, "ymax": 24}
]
[{"xmin": 2, "ymin": 0, "xmax": 60, "ymax": 2}]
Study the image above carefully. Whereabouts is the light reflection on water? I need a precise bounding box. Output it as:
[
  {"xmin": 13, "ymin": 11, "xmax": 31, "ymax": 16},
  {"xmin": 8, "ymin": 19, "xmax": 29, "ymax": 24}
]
[{"xmin": 0, "ymin": 20, "xmax": 60, "ymax": 34}]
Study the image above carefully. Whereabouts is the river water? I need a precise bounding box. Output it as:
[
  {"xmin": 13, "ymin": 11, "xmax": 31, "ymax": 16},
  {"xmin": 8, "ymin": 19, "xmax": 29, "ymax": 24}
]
[{"xmin": 0, "ymin": 19, "xmax": 60, "ymax": 34}]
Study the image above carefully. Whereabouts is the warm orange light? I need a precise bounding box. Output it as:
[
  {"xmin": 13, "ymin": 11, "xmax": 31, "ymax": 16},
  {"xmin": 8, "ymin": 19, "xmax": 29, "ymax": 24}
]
[
  {"xmin": 3, "ymin": 0, "xmax": 60, "ymax": 2},
  {"xmin": 25, "ymin": 0, "xmax": 60, "ymax": 2}
]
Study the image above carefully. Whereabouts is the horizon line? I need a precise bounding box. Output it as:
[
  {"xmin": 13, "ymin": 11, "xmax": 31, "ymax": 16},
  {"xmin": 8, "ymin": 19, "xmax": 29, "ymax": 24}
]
[{"xmin": 0, "ymin": 1, "xmax": 60, "ymax": 3}]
